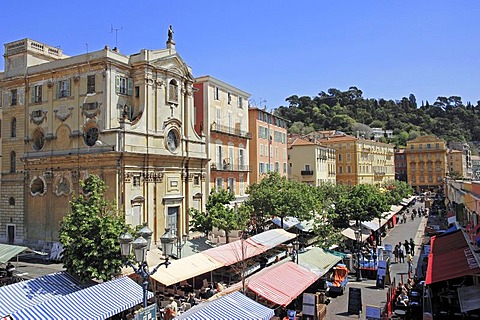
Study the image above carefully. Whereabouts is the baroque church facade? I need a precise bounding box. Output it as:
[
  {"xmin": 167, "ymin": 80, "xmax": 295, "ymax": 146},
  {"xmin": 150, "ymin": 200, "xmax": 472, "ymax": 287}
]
[{"xmin": 0, "ymin": 33, "xmax": 208, "ymax": 248}]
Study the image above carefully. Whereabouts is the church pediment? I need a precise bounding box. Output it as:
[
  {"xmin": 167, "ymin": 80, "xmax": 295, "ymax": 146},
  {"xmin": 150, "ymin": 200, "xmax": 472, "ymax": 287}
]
[{"xmin": 151, "ymin": 54, "xmax": 193, "ymax": 80}]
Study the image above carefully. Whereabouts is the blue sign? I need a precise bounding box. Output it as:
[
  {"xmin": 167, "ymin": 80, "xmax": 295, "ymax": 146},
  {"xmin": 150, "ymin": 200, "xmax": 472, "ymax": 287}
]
[{"xmin": 135, "ymin": 303, "xmax": 157, "ymax": 320}]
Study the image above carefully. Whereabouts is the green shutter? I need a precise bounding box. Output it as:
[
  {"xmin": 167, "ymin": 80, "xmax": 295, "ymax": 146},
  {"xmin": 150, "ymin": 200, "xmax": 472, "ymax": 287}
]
[
  {"xmin": 55, "ymin": 81, "xmax": 60, "ymax": 99},
  {"xmin": 30, "ymin": 86, "xmax": 35, "ymax": 103},
  {"xmin": 115, "ymin": 76, "xmax": 120, "ymax": 94},
  {"xmin": 66, "ymin": 79, "xmax": 71, "ymax": 96},
  {"xmin": 127, "ymin": 78, "xmax": 133, "ymax": 96}
]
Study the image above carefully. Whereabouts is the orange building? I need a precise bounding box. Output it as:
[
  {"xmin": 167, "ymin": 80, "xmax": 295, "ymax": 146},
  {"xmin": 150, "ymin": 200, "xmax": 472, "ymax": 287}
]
[{"xmin": 248, "ymin": 108, "xmax": 288, "ymax": 184}]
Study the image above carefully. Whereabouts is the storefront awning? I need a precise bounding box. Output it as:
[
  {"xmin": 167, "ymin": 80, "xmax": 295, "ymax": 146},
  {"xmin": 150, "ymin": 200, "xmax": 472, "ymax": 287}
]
[
  {"xmin": 202, "ymin": 229, "xmax": 295, "ymax": 267},
  {"xmin": 248, "ymin": 229, "xmax": 296, "ymax": 248},
  {"xmin": 0, "ymin": 272, "xmax": 83, "ymax": 317},
  {"xmin": 425, "ymin": 229, "xmax": 480, "ymax": 285},
  {"xmin": 341, "ymin": 227, "xmax": 370, "ymax": 241},
  {"xmin": 0, "ymin": 244, "xmax": 29, "ymax": 264},
  {"xmin": 298, "ymin": 247, "xmax": 342, "ymax": 276},
  {"xmin": 175, "ymin": 291, "xmax": 274, "ymax": 320},
  {"xmin": 10, "ymin": 277, "xmax": 150, "ymax": 320},
  {"xmin": 150, "ymin": 253, "xmax": 223, "ymax": 286},
  {"xmin": 247, "ymin": 261, "xmax": 319, "ymax": 306}
]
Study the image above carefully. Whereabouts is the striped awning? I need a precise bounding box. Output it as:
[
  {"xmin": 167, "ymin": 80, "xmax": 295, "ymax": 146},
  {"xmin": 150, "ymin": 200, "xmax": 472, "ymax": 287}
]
[
  {"xmin": 11, "ymin": 277, "xmax": 151, "ymax": 320},
  {"xmin": 0, "ymin": 272, "xmax": 84, "ymax": 317},
  {"xmin": 247, "ymin": 261, "xmax": 319, "ymax": 306},
  {"xmin": 0, "ymin": 244, "xmax": 29, "ymax": 264},
  {"xmin": 174, "ymin": 291, "xmax": 274, "ymax": 320}
]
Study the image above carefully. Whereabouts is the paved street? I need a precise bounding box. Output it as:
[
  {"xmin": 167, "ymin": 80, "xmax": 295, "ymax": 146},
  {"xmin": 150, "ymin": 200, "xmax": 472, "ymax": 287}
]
[
  {"xmin": 327, "ymin": 200, "xmax": 428, "ymax": 319},
  {"xmin": 11, "ymin": 255, "xmax": 64, "ymax": 280}
]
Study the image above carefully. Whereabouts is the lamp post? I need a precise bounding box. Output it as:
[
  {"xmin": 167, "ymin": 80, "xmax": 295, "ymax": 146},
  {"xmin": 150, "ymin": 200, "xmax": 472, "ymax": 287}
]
[
  {"xmin": 175, "ymin": 234, "xmax": 188, "ymax": 259},
  {"xmin": 287, "ymin": 240, "xmax": 300, "ymax": 264},
  {"xmin": 119, "ymin": 225, "xmax": 175, "ymax": 308},
  {"xmin": 354, "ymin": 229, "xmax": 363, "ymax": 282}
]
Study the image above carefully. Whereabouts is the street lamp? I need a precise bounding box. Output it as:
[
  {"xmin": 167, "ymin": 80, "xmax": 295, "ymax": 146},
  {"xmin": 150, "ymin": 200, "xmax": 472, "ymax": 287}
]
[
  {"xmin": 354, "ymin": 228, "xmax": 363, "ymax": 281},
  {"xmin": 175, "ymin": 234, "xmax": 188, "ymax": 259},
  {"xmin": 287, "ymin": 240, "xmax": 300, "ymax": 264},
  {"xmin": 119, "ymin": 225, "xmax": 175, "ymax": 308}
]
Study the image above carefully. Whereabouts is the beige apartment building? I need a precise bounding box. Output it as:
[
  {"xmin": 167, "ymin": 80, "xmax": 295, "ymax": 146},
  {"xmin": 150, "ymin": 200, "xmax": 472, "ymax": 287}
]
[
  {"xmin": 193, "ymin": 76, "xmax": 250, "ymax": 203},
  {"xmin": 0, "ymin": 35, "xmax": 207, "ymax": 246},
  {"xmin": 287, "ymin": 137, "xmax": 336, "ymax": 186},
  {"xmin": 405, "ymin": 135, "xmax": 447, "ymax": 192},
  {"xmin": 318, "ymin": 133, "xmax": 395, "ymax": 186},
  {"xmin": 447, "ymin": 149, "xmax": 468, "ymax": 179},
  {"xmin": 248, "ymin": 108, "xmax": 288, "ymax": 184}
]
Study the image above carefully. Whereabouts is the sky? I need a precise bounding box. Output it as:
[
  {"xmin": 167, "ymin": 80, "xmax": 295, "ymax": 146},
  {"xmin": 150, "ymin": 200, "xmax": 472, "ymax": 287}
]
[{"xmin": 1, "ymin": 1, "xmax": 479, "ymax": 110}]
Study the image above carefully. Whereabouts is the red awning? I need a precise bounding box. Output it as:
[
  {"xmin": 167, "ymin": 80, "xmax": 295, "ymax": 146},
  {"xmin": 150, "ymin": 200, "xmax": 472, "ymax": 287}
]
[
  {"xmin": 425, "ymin": 229, "xmax": 480, "ymax": 285},
  {"xmin": 202, "ymin": 240, "xmax": 266, "ymax": 266},
  {"xmin": 203, "ymin": 229, "xmax": 296, "ymax": 266},
  {"xmin": 247, "ymin": 261, "xmax": 319, "ymax": 306}
]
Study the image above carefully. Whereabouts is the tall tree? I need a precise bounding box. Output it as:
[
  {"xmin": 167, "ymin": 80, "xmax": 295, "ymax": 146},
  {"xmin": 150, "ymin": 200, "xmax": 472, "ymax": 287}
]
[
  {"xmin": 59, "ymin": 175, "xmax": 126, "ymax": 283},
  {"xmin": 190, "ymin": 189, "xmax": 249, "ymax": 243}
]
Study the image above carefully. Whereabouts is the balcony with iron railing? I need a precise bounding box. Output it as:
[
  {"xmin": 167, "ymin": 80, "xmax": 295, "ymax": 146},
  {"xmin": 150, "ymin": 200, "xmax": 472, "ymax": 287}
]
[
  {"xmin": 301, "ymin": 170, "xmax": 314, "ymax": 176},
  {"xmin": 210, "ymin": 160, "xmax": 250, "ymax": 172},
  {"xmin": 210, "ymin": 123, "xmax": 251, "ymax": 139}
]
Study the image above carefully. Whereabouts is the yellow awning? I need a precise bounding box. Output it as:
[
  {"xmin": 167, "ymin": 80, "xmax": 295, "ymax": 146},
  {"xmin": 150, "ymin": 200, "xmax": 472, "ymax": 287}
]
[{"xmin": 150, "ymin": 252, "xmax": 223, "ymax": 286}]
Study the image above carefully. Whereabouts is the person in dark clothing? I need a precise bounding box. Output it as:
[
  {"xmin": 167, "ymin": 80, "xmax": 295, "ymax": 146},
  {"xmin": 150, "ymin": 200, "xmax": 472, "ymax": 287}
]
[
  {"xmin": 6, "ymin": 262, "xmax": 15, "ymax": 277},
  {"xmin": 409, "ymin": 238, "xmax": 415, "ymax": 256},
  {"xmin": 404, "ymin": 240, "xmax": 410, "ymax": 255}
]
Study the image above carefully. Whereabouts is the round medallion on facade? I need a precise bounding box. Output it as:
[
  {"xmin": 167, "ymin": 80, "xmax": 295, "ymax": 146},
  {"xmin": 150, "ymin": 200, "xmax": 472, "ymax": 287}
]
[
  {"xmin": 55, "ymin": 125, "xmax": 71, "ymax": 149},
  {"xmin": 32, "ymin": 128, "xmax": 45, "ymax": 151},
  {"xmin": 166, "ymin": 129, "xmax": 179, "ymax": 152},
  {"xmin": 84, "ymin": 126, "xmax": 99, "ymax": 147}
]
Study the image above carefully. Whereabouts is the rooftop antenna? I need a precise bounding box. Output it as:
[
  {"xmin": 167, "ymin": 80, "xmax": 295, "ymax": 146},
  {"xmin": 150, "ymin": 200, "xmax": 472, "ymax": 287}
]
[
  {"xmin": 260, "ymin": 98, "xmax": 267, "ymax": 108},
  {"xmin": 110, "ymin": 25, "xmax": 123, "ymax": 48},
  {"xmin": 85, "ymin": 43, "xmax": 89, "ymax": 54}
]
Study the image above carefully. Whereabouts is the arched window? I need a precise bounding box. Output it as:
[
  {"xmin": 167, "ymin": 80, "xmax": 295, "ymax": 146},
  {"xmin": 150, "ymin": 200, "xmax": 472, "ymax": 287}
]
[
  {"xmin": 168, "ymin": 79, "xmax": 178, "ymax": 103},
  {"xmin": 10, "ymin": 151, "xmax": 16, "ymax": 173},
  {"xmin": 10, "ymin": 118, "xmax": 16, "ymax": 138}
]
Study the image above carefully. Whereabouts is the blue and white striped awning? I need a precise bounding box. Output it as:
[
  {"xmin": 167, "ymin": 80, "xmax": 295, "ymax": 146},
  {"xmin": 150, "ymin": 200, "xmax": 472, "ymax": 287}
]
[
  {"xmin": 175, "ymin": 291, "xmax": 274, "ymax": 320},
  {"xmin": 10, "ymin": 276, "xmax": 152, "ymax": 320},
  {"xmin": 0, "ymin": 272, "xmax": 84, "ymax": 317}
]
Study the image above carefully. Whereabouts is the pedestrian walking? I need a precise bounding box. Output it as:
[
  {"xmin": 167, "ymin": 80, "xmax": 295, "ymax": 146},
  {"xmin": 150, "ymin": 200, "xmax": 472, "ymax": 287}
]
[
  {"xmin": 403, "ymin": 213, "xmax": 407, "ymax": 224},
  {"xmin": 393, "ymin": 244, "xmax": 399, "ymax": 263},
  {"xmin": 398, "ymin": 242, "xmax": 405, "ymax": 263},
  {"xmin": 409, "ymin": 238, "xmax": 415, "ymax": 256},
  {"xmin": 407, "ymin": 253, "xmax": 413, "ymax": 275}
]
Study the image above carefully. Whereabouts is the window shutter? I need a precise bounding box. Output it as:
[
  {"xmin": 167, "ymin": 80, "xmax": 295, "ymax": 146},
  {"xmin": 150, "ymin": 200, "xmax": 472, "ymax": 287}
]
[
  {"xmin": 115, "ymin": 76, "xmax": 120, "ymax": 94},
  {"xmin": 66, "ymin": 79, "xmax": 71, "ymax": 96},
  {"xmin": 127, "ymin": 78, "xmax": 133, "ymax": 96},
  {"xmin": 55, "ymin": 82, "xmax": 60, "ymax": 99},
  {"xmin": 30, "ymin": 86, "xmax": 35, "ymax": 103},
  {"xmin": 18, "ymin": 90, "xmax": 24, "ymax": 105}
]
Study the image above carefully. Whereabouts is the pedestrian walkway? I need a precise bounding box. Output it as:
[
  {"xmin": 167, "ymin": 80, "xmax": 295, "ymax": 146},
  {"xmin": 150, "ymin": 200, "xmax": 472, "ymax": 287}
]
[{"xmin": 327, "ymin": 200, "xmax": 427, "ymax": 319}]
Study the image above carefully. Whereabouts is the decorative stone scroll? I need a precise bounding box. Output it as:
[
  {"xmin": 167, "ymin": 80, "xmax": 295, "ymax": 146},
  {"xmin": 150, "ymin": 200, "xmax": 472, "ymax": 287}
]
[
  {"xmin": 30, "ymin": 109, "xmax": 47, "ymax": 125},
  {"xmin": 54, "ymin": 106, "xmax": 74, "ymax": 122}
]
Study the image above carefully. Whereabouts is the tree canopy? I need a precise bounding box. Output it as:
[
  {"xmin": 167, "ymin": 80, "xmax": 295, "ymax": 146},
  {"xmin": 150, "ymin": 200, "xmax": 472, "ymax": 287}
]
[
  {"xmin": 276, "ymin": 87, "xmax": 480, "ymax": 149},
  {"xmin": 59, "ymin": 175, "xmax": 126, "ymax": 283},
  {"xmin": 189, "ymin": 189, "xmax": 249, "ymax": 243}
]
